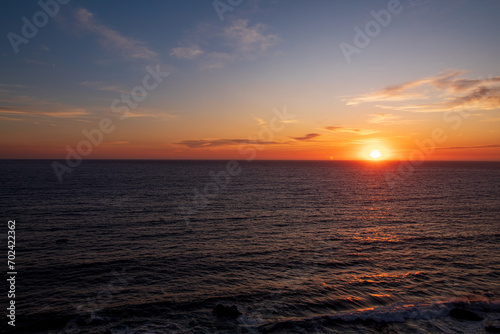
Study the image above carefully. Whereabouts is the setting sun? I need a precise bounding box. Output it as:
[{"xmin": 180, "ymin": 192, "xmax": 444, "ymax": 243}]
[
  {"xmin": 360, "ymin": 144, "xmax": 390, "ymax": 161},
  {"xmin": 369, "ymin": 150, "xmax": 382, "ymax": 159}
]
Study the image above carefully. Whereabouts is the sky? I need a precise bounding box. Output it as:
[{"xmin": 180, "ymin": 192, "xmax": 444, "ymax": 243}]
[{"xmin": 1, "ymin": 0, "xmax": 499, "ymax": 161}]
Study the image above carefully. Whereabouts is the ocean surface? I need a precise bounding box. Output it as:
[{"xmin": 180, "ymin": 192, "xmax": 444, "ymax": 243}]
[{"xmin": 1, "ymin": 160, "xmax": 500, "ymax": 333}]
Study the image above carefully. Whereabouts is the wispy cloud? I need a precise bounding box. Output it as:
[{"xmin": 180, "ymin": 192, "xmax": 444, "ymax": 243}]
[
  {"xmin": 200, "ymin": 52, "xmax": 235, "ymax": 70},
  {"xmin": 75, "ymin": 8, "xmax": 158, "ymax": 61},
  {"xmin": 0, "ymin": 115, "xmax": 24, "ymax": 121},
  {"xmin": 480, "ymin": 117, "xmax": 500, "ymax": 122},
  {"xmin": 447, "ymin": 85, "xmax": 500, "ymax": 110},
  {"xmin": 0, "ymin": 107, "xmax": 89, "ymax": 118},
  {"xmin": 408, "ymin": 0, "xmax": 433, "ymax": 6},
  {"xmin": 367, "ymin": 113, "xmax": 422, "ymax": 125},
  {"xmin": 121, "ymin": 107, "xmax": 176, "ymax": 120},
  {"xmin": 346, "ymin": 70, "xmax": 500, "ymax": 113},
  {"xmin": 175, "ymin": 138, "xmax": 282, "ymax": 148},
  {"xmin": 0, "ymin": 84, "xmax": 174, "ymax": 122},
  {"xmin": 171, "ymin": 19, "xmax": 280, "ymax": 70},
  {"xmin": 346, "ymin": 70, "xmax": 466, "ymax": 106},
  {"xmin": 367, "ymin": 113, "xmax": 399, "ymax": 124},
  {"xmin": 81, "ymin": 81, "xmax": 129, "ymax": 94},
  {"xmin": 224, "ymin": 19, "xmax": 279, "ymax": 55},
  {"xmin": 24, "ymin": 59, "xmax": 55, "ymax": 67},
  {"xmin": 101, "ymin": 141, "xmax": 130, "ymax": 146},
  {"xmin": 436, "ymin": 144, "xmax": 500, "ymax": 150},
  {"xmin": 170, "ymin": 45, "xmax": 203, "ymax": 59},
  {"xmin": 292, "ymin": 133, "xmax": 321, "ymax": 141},
  {"xmin": 0, "ymin": 83, "xmax": 27, "ymax": 91},
  {"xmin": 324, "ymin": 126, "xmax": 378, "ymax": 135},
  {"xmin": 0, "ymin": 84, "xmax": 94, "ymax": 120}
]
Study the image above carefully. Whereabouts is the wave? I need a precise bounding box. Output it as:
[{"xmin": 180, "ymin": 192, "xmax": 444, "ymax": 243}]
[{"xmin": 259, "ymin": 298, "xmax": 500, "ymax": 333}]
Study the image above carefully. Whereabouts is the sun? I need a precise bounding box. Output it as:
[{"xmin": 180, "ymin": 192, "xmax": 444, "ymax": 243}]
[
  {"xmin": 369, "ymin": 150, "xmax": 382, "ymax": 159},
  {"xmin": 360, "ymin": 144, "xmax": 390, "ymax": 161}
]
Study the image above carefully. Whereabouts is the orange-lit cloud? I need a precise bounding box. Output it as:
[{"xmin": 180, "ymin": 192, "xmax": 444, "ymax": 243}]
[
  {"xmin": 324, "ymin": 126, "xmax": 378, "ymax": 135},
  {"xmin": 122, "ymin": 108, "xmax": 176, "ymax": 120},
  {"xmin": 367, "ymin": 113, "xmax": 421, "ymax": 125},
  {"xmin": 0, "ymin": 89, "xmax": 91, "ymax": 119},
  {"xmin": 0, "ymin": 116, "xmax": 23, "ymax": 121},
  {"xmin": 347, "ymin": 70, "xmax": 500, "ymax": 114},
  {"xmin": 0, "ymin": 109, "xmax": 88, "ymax": 117}
]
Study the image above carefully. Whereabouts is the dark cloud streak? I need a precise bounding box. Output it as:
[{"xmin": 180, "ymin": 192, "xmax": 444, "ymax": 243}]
[
  {"xmin": 436, "ymin": 144, "xmax": 500, "ymax": 150},
  {"xmin": 175, "ymin": 138, "xmax": 283, "ymax": 148},
  {"xmin": 291, "ymin": 133, "xmax": 321, "ymax": 141}
]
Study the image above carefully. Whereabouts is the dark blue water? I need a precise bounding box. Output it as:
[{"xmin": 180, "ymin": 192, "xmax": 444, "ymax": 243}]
[{"xmin": 1, "ymin": 160, "xmax": 500, "ymax": 333}]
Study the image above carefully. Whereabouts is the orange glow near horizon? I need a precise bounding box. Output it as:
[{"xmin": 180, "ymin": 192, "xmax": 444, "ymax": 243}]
[{"xmin": 2, "ymin": 140, "xmax": 500, "ymax": 161}]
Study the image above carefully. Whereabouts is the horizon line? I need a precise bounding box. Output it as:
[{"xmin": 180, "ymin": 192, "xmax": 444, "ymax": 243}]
[{"xmin": 1, "ymin": 158, "xmax": 500, "ymax": 162}]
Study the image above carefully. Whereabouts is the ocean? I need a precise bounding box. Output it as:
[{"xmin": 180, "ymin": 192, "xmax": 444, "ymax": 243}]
[{"xmin": 1, "ymin": 160, "xmax": 499, "ymax": 333}]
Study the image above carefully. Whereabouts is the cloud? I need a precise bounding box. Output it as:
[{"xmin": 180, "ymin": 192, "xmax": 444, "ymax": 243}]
[
  {"xmin": 0, "ymin": 85, "xmax": 93, "ymax": 120},
  {"xmin": 292, "ymin": 133, "xmax": 321, "ymax": 141},
  {"xmin": 102, "ymin": 141, "xmax": 130, "ymax": 146},
  {"xmin": 324, "ymin": 126, "xmax": 378, "ymax": 135},
  {"xmin": 408, "ymin": 0, "xmax": 433, "ymax": 6},
  {"xmin": 121, "ymin": 107, "xmax": 176, "ymax": 120},
  {"xmin": 24, "ymin": 59, "xmax": 55, "ymax": 67},
  {"xmin": 346, "ymin": 70, "xmax": 500, "ymax": 113},
  {"xmin": 345, "ymin": 70, "xmax": 467, "ymax": 106},
  {"xmin": 345, "ymin": 77, "xmax": 433, "ymax": 106},
  {"xmin": 170, "ymin": 45, "xmax": 203, "ymax": 59},
  {"xmin": 171, "ymin": 19, "xmax": 280, "ymax": 70},
  {"xmin": 75, "ymin": 8, "xmax": 158, "ymax": 61},
  {"xmin": 367, "ymin": 113, "xmax": 399, "ymax": 124},
  {"xmin": 0, "ymin": 85, "xmax": 173, "ymax": 122},
  {"xmin": 175, "ymin": 138, "xmax": 282, "ymax": 148},
  {"xmin": 446, "ymin": 86, "xmax": 500, "ymax": 110},
  {"xmin": 0, "ymin": 107, "xmax": 89, "ymax": 118},
  {"xmin": 367, "ymin": 113, "xmax": 422, "ymax": 125},
  {"xmin": 223, "ymin": 19, "xmax": 279, "ymax": 55},
  {"xmin": 200, "ymin": 52, "xmax": 235, "ymax": 70},
  {"xmin": 480, "ymin": 117, "xmax": 500, "ymax": 122},
  {"xmin": 432, "ymin": 71, "xmax": 500, "ymax": 93},
  {"xmin": 0, "ymin": 116, "xmax": 24, "ymax": 121},
  {"xmin": 81, "ymin": 81, "xmax": 129, "ymax": 94},
  {"xmin": 436, "ymin": 144, "xmax": 500, "ymax": 150}
]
